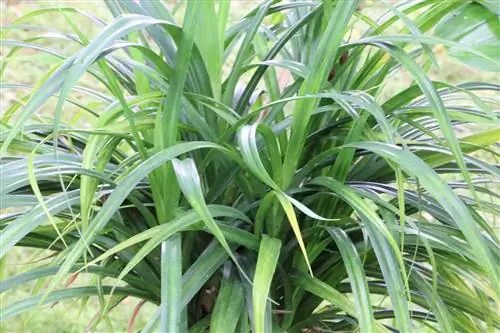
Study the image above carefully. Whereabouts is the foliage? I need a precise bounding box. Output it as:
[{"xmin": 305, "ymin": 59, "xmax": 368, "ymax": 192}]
[{"xmin": 1, "ymin": 0, "xmax": 499, "ymax": 332}]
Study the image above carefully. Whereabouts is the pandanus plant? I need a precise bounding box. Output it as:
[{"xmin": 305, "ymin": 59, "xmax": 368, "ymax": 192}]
[{"xmin": 1, "ymin": 0, "xmax": 499, "ymax": 332}]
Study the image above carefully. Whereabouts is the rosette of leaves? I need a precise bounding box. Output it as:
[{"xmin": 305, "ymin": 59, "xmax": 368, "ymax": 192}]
[{"xmin": 1, "ymin": 0, "xmax": 499, "ymax": 332}]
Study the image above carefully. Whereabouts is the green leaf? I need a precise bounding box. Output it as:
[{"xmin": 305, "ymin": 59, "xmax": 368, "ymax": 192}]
[
  {"xmin": 282, "ymin": 0, "xmax": 360, "ymax": 187},
  {"xmin": 46, "ymin": 142, "xmax": 223, "ymax": 300},
  {"xmin": 475, "ymin": 0, "xmax": 500, "ymax": 15},
  {"xmin": 348, "ymin": 141, "xmax": 499, "ymax": 296},
  {"xmin": 222, "ymin": 1, "xmax": 271, "ymax": 108},
  {"xmin": 1, "ymin": 14, "xmax": 170, "ymax": 155},
  {"xmin": 0, "ymin": 190, "xmax": 81, "ymax": 259},
  {"xmin": 435, "ymin": 3, "xmax": 500, "ymax": 71},
  {"xmin": 160, "ymin": 234, "xmax": 184, "ymax": 333},
  {"xmin": 291, "ymin": 273, "xmax": 359, "ymax": 324},
  {"xmin": 310, "ymin": 177, "xmax": 411, "ymax": 332},
  {"xmin": 2, "ymin": 2, "xmax": 499, "ymax": 331},
  {"xmin": 192, "ymin": 0, "xmax": 224, "ymax": 100},
  {"xmin": 0, "ymin": 286, "xmax": 154, "ymax": 322},
  {"xmin": 81, "ymin": 205, "xmax": 247, "ymax": 280},
  {"xmin": 172, "ymin": 158, "xmax": 250, "ymax": 283},
  {"xmin": 326, "ymin": 227, "xmax": 375, "ymax": 333},
  {"xmin": 210, "ymin": 265, "xmax": 245, "ymax": 333},
  {"xmin": 252, "ymin": 235, "xmax": 281, "ymax": 333}
]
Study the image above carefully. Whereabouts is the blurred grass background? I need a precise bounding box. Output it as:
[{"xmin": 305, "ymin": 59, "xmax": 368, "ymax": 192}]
[{"xmin": 0, "ymin": 0, "xmax": 498, "ymax": 332}]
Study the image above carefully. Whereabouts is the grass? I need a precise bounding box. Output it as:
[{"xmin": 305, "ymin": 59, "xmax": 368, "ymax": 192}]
[
  {"xmin": 2, "ymin": 248, "xmax": 156, "ymax": 332},
  {"xmin": 1, "ymin": 0, "xmax": 499, "ymax": 332}
]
